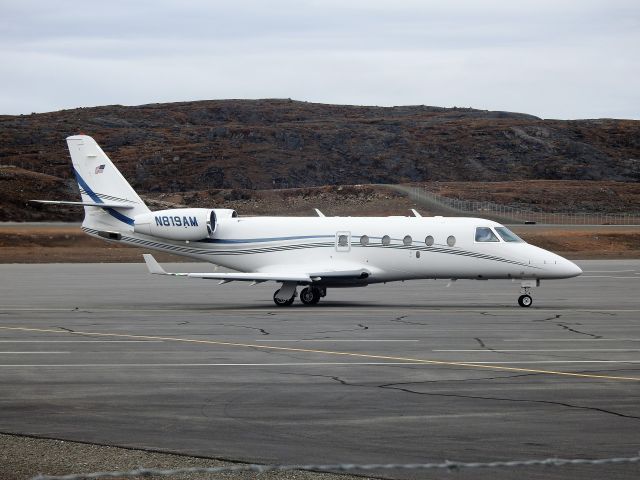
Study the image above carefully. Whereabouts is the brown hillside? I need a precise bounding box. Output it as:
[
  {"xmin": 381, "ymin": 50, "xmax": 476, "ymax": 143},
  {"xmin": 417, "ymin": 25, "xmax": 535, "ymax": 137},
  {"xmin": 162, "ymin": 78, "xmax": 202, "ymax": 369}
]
[{"xmin": 1, "ymin": 99, "xmax": 639, "ymax": 221}]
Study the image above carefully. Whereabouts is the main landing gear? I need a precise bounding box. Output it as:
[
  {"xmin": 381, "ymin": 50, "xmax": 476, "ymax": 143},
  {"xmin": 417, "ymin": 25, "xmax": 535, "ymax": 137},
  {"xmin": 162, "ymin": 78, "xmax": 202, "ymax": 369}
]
[
  {"xmin": 273, "ymin": 289, "xmax": 295, "ymax": 306},
  {"xmin": 273, "ymin": 286, "xmax": 326, "ymax": 307},
  {"xmin": 300, "ymin": 286, "xmax": 323, "ymax": 305}
]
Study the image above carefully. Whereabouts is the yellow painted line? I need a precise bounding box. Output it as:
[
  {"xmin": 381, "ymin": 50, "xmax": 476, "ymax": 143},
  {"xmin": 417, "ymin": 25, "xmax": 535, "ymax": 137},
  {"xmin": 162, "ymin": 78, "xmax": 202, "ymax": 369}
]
[{"xmin": 1, "ymin": 325, "xmax": 639, "ymax": 381}]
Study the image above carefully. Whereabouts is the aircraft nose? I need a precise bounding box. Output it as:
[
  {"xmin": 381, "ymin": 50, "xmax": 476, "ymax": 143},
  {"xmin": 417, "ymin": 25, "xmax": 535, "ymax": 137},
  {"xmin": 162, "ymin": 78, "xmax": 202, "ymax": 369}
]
[{"xmin": 559, "ymin": 259, "xmax": 582, "ymax": 278}]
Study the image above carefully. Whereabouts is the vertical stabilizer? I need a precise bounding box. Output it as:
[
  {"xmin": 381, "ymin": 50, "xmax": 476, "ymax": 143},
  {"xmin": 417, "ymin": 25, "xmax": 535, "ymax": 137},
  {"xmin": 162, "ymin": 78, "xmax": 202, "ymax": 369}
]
[{"xmin": 67, "ymin": 135, "xmax": 150, "ymax": 231}]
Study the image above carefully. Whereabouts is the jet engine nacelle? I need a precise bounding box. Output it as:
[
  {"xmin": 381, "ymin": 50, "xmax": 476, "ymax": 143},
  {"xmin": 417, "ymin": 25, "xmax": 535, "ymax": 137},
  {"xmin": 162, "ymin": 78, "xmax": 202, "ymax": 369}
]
[{"xmin": 133, "ymin": 208, "xmax": 237, "ymax": 241}]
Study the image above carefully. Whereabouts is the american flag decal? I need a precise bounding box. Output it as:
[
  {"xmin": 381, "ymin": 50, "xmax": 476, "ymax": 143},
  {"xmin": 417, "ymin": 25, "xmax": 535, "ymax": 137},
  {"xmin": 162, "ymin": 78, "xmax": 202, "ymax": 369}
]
[{"xmin": 95, "ymin": 164, "xmax": 105, "ymax": 174}]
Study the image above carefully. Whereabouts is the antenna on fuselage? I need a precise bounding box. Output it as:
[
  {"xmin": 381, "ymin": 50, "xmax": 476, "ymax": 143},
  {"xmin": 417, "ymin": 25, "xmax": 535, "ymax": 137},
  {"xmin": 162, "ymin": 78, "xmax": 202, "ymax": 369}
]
[{"xmin": 410, "ymin": 209, "xmax": 422, "ymax": 217}]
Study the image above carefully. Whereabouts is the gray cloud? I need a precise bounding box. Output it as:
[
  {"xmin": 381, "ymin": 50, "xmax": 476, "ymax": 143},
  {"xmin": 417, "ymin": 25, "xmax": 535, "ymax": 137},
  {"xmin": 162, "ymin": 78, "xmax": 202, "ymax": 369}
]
[{"xmin": 0, "ymin": 0, "xmax": 638, "ymax": 118}]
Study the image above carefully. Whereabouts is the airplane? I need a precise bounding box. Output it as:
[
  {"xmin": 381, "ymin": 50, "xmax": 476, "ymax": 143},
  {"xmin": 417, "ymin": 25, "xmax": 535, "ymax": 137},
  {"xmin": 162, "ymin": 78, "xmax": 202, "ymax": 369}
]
[{"xmin": 33, "ymin": 135, "xmax": 582, "ymax": 307}]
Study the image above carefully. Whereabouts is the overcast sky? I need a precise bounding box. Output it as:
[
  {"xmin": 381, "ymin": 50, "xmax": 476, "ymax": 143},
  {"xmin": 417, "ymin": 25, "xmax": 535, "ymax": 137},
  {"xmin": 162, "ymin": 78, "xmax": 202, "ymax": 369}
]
[{"xmin": 0, "ymin": 0, "xmax": 638, "ymax": 119}]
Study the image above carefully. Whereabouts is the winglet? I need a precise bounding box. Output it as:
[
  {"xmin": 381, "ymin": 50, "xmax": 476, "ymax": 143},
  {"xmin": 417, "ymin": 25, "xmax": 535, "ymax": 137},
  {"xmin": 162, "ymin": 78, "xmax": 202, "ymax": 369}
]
[
  {"xmin": 314, "ymin": 208, "xmax": 326, "ymax": 217},
  {"xmin": 143, "ymin": 254, "xmax": 167, "ymax": 275},
  {"xmin": 410, "ymin": 208, "xmax": 422, "ymax": 217}
]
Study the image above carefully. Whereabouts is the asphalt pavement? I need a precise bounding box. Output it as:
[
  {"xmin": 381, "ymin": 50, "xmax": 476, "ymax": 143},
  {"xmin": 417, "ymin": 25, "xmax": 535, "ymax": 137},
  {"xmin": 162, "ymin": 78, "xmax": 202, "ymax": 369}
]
[{"xmin": 0, "ymin": 260, "xmax": 639, "ymax": 480}]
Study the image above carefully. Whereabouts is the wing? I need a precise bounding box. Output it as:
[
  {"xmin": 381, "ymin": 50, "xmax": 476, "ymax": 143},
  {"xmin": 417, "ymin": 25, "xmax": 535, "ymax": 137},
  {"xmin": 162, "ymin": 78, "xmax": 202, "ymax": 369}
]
[
  {"xmin": 143, "ymin": 254, "xmax": 313, "ymax": 283},
  {"xmin": 142, "ymin": 254, "xmax": 370, "ymax": 283}
]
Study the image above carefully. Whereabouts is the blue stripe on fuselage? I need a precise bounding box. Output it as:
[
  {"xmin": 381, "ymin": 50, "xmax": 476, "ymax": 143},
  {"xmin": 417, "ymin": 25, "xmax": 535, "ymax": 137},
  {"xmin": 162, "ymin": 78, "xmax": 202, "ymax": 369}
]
[
  {"xmin": 199, "ymin": 235, "xmax": 334, "ymax": 244},
  {"xmin": 73, "ymin": 167, "xmax": 134, "ymax": 226}
]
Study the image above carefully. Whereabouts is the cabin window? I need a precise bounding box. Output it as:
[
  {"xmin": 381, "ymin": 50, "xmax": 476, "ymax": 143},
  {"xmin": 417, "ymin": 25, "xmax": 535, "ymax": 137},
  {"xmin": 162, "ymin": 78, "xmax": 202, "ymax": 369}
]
[
  {"xmin": 447, "ymin": 235, "xmax": 456, "ymax": 247},
  {"xmin": 382, "ymin": 235, "xmax": 391, "ymax": 246},
  {"xmin": 416, "ymin": 251, "xmax": 421, "ymax": 258},
  {"xmin": 475, "ymin": 227, "xmax": 499, "ymax": 242},
  {"xmin": 360, "ymin": 235, "xmax": 369, "ymax": 246},
  {"xmin": 338, "ymin": 234, "xmax": 349, "ymax": 247},
  {"xmin": 495, "ymin": 227, "xmax": 523, "ymax": 242},
  {"xmin": 403, "ymin": 235, "xmax": 412, "ymax": 246},
  {"xmin": 425, "ymin": 235, "xmax": 434, "ymax": 246}
]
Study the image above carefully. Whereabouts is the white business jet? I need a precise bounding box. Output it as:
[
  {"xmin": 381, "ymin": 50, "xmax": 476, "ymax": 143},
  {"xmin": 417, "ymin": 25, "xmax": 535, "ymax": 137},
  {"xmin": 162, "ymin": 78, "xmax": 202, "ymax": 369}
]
[{"xmin": 34, "ymin": 135, "xmax": 582, "ymax": 307}]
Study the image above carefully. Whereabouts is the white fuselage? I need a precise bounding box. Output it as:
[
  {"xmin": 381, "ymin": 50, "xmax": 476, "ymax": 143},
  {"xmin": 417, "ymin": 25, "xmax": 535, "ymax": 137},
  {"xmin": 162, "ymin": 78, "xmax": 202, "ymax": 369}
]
[{"xmin": 83, "ymin": 214, "xmax": 582, "ymax": 286}]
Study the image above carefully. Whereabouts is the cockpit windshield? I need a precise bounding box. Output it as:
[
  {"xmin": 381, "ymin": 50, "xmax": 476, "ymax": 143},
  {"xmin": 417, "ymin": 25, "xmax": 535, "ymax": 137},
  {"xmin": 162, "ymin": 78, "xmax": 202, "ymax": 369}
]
[
  {"xmin": 475, "ymin": 227, "xmax": 499, "ymax": 242},
  {"xmin": 495, "ymin": 226, "xmax": 523, "ymax": 242}
]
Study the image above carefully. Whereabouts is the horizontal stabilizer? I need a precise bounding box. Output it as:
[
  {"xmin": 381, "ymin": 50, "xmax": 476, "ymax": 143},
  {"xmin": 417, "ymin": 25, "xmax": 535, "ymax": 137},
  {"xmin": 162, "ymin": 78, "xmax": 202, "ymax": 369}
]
[{"xmin": 31, "ymin": 200, "xmax": 134, "ymax": 209}]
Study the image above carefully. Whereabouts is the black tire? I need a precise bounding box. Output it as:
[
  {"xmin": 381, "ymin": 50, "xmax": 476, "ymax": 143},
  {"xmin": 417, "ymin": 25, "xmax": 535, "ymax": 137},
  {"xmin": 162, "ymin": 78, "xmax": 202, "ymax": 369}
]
[
  {"xmin": 518, "ymin": 294, "xmax": 533, "ymax": 307},
  {"xmin": 300, "ymin": 287, "xmax": 321, "ymax": 305},
  {"xmin": 273, "ymin": 289, "xmax": 294, "ymax": 307}
]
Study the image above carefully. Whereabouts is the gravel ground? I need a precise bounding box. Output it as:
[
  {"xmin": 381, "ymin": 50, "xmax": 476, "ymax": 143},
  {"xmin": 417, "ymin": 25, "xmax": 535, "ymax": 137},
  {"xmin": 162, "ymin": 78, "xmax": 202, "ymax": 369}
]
[{"xmin": 0, "ymin": 433, "xmax": 371, "ymax": 480}]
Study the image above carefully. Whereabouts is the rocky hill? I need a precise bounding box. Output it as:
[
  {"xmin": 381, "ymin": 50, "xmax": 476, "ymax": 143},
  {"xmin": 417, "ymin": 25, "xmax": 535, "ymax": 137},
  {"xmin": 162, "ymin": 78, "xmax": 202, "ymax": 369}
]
[{"xmin": 1, "ymin": 99, "xmax": 639, "ymax": 221}]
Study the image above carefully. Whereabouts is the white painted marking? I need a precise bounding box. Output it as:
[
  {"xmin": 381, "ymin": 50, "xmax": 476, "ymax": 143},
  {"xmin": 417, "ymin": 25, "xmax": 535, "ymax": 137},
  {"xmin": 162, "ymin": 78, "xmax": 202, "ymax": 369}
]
[
  {"xmin": 583, "ymin": 270, "xmax": 638, "ymax": 273},
  {"xmin": 0, "ymin": 360, "xmax": 639, "ymax": 367},
  {"xmin": 0, "ymin": 341, "xmax": 163, "ymax": 343},
  {"xmin": 461, "ymin": 361, "xmax": 640, "ymax": 364},
  {"xmin": 3, "ymin": 307, "xmax": 640, "ymax": 313},
  {"xmin": 584, "ymin": 270, "xmax": 638, "ymax": 273},
  {"xmin": 580, "ymin": 275, "xmax": 640, "ymax": 279},
  {"xmin": 0, "ymin": 352, "xmax": 70, "ymax": 354},
  {"xmin": 435, "ymin": 349, "xmax": 640, "ymax": 352},
  {"xmin": 504, "ymin": 339, "xmax": 640, "ymax": 342},
  {"xmin": 0, "ymin": 362, "xmax": 423, "ymax": 367}
]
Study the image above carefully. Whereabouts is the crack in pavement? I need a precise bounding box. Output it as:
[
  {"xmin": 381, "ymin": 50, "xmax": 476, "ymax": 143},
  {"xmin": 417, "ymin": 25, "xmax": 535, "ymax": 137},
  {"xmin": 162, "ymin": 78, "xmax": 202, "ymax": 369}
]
[
  {"xmin": 474, "ymin": 336, "xmax": 542, "ymax": 358},
  {"xmin": 281, "ymin": 364, "xmax": 541, "ymax": 384},
  {"xmin": 391, "ymin": 315, "xmax": 430, "ymax": 326},
  {"xmin": 54, "ymin": 326, "xmax": 95, "ymax": 338},
  {"xmin": 587, "ymin": 311, "xmax": 618, "ymax": 317},
  {"xmin": 279, "ymin": 372, "xmax": 351, "ymax": 386},
  {"xmin": 377, "ymin": 382, "xmax": 640, "ymax": 420},
  {"xmin": 472, "ymin": 336, "xmax": 603, "ymax": 362},
  {"xmin": 532, "ymin": 314, "xmax": 604, "ymax": 339},
  {"xmin": 275, "ymin": 372, "xmax": 640, "ymax": 420},
  {"xmin": 305, "ymin": 324, "xmax": 369, "ymax": 336},
  {"xmin": 375, "ymin": 371, "xmax": 540, "ymax": 382},
  {"xmin": 214, "ymin": 324, "xmax": 270, "ymax": 335},
  {"xmin": 556, "ymin": 322, "xmax": 603, "ymax": 339},
  {"xmin": 533, "ymin": 314, "xmax": 562, "ymax": 322},
  {"xmin": 474, "ymin": 337, "xmax": 495, "ymax": 351},
  {"xmin": 71, "ymin": 307, "xmax": 92, "ymax": 314}
]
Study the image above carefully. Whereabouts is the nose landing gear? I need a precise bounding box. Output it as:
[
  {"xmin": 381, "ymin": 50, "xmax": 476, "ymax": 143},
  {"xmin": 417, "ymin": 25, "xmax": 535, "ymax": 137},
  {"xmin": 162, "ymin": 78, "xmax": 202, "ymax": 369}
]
[
  {"xmin": 517, "ymin": 279, "xmax": 539, "ymax": 307},
  {"xmin": 518, "ymin": 293, "xmax": 533, "ymax": 307}
]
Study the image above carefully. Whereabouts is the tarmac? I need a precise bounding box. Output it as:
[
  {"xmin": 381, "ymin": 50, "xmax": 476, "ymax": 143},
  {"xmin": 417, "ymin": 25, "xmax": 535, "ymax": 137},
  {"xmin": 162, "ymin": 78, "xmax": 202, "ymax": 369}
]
[{"xmin": 0, "ymin": 260, "xmax": 639, "ymax": 480}]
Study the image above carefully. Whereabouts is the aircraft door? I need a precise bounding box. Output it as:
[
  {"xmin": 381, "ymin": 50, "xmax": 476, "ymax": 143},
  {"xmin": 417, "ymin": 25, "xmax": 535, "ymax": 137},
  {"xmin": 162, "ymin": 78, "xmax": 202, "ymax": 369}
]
[{"xmin": 335, "ymin": 231, "xmax": 351, "ymax": 252}]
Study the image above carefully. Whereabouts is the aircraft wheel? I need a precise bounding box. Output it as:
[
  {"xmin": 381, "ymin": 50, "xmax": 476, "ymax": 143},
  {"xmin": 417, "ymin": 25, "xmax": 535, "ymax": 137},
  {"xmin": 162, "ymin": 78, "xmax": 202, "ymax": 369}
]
[
  {"xmin": 310, "ymin": 288, "xmax": 321, "ymax": 304},
  {"xmin": 300, "ymin": 287, "xmax": 321, "ymax": 305},
  {"xmin": 273, "ymin": 289, "xmax": 295, "ymax": 307},
  {"xmin": 518, "ymin": 294, "xmax": 532, "ymax": 308}
]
